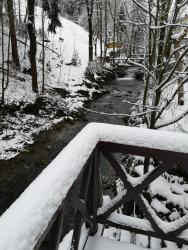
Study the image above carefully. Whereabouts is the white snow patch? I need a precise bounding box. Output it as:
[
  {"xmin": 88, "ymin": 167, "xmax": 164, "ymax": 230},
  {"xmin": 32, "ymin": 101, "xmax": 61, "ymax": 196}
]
[{"xmin": 151, "ymin": 199, "xmax": 170, "ymax": 214}]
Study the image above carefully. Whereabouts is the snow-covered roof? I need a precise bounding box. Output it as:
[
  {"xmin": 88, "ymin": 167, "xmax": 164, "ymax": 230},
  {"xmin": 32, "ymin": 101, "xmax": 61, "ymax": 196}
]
[{"xmin": 0, "ymin": 123, "xmax": 188, "ymax": 249}]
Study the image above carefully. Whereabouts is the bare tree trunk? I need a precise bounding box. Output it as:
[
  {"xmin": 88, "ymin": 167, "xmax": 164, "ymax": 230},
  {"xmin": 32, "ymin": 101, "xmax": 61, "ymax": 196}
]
[
  {"xmin": 86, "ymin": 0, "xmax": 94, "ymax": 62},
  {"xmin": 96, "ymin": 1, "xmax": 103, "ymax": 63},
  {"xmin": 103, "ymin": 0, "xmax": 108, "ymax": 63},
  {"xmin": 1, "ymin": 2, "xmax": 5, "ymax": 104},
  {"xmin": 113, "ymin": 0, "xmax": 117, "ymax": 61},
  {"xmin": 94, "ymin": 37, "xmax": 97, "ymax": 58},
  {"xmin": 150, "ymin": 0, "xmax": 169, "ymax": 129},
  {"xmin": 6, "ymin": 28, "xmax": 11, "ymax": 91},
  {"xmin": 0, "ymin": 0, "xmax": 2, "ymax": 19},
  {"xmin": 27, "ymin": 0, "xmax": 38, "ymax": 93},
  {"xmin": 99, "ymin": 2, "xmax": 103, "ymax": 61},
  {"xmin": 18, "ymin": 0, "xmax": 21, "ymax": 23},
  {"xmin": 88, "ymin": 18, "xmax": 93, "ymax": 61},
  {"xmin": 174, "ymin": 40, "xmax": 184, "ymax": 105},
  {"xmin": 7, "ymin": 0, "xmax": 20, "ymax": 68},
  {"xmin": 42, "ymin": 0, "xmax": 45, "ymax": 93}
]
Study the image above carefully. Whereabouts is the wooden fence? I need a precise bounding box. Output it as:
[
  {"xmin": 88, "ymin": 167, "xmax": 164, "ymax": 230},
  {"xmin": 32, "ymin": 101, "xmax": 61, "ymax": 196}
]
[
  {"xmin": 1, "ymin": 124, "xmax": 188, "ymax": 250},
  {"xmin": 35, "ymin": 138, "xmax": 188, "ymax": 249}
]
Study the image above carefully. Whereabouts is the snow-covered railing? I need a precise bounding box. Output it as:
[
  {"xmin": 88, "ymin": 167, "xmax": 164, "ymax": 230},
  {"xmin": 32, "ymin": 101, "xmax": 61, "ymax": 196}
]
[{"xmin": 1, "ymin": 123, "xmax": 188, "ymax": 250}]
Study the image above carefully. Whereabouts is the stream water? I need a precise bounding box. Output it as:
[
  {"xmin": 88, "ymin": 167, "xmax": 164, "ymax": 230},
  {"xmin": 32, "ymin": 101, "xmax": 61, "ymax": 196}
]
[{"xmin": 0, "ymin": 67, "xmax": 143, "ymax": 216}]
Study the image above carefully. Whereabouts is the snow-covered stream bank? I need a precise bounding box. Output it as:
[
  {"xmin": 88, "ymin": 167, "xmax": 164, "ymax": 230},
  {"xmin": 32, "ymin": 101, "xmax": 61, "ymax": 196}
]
[
  {"xmin": 0, "ymin": 5, "xmax": 102, "ymax": 161},
  {"xmin": 0, "ymin": 69, "xmax": 143, "ymax": 217}
]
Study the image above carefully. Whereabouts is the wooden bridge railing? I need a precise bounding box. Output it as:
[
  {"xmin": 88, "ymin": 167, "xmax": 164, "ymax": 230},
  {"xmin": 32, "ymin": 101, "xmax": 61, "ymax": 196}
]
[{"xmin": 0, "ymin": 123, "xmax": 188, "ymax": 250}]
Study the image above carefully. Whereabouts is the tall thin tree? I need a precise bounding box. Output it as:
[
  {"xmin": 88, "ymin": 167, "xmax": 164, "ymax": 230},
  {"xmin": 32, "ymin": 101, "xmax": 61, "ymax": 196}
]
[
  {"xmin": 42, "ymin": 0, "xmax": 45, "ymax": 93},
  {"xmin": 103, "ymin": 0, "xmax": 108, "ymax": 62},
  {"xmin": 85, "ymin": 0, "xmax": 94, "ymax": 62},
  {"xmin": 27, "ymin": 0, "xmax": 38, "ymax": 93},
  {"xmin": 7, "ymin": 0, "xmax": 20, "ymax": 68},
  {"xmin": 1, "ymin": 0, "xmax": 5, "ymax": 103}
]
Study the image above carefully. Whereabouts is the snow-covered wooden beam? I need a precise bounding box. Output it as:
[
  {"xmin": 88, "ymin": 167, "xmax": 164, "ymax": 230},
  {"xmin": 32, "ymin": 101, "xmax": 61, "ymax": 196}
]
[{"xmin": 0, "ymin": 123, "xmax": 188, "ymax": 249}]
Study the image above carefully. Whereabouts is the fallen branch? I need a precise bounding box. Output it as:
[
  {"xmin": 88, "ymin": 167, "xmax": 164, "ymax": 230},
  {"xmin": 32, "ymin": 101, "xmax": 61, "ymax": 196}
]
[
  {"xmin": 122, "ymin": 99, "xmax": 159, "ymax": 110},
  {"xmin": 81, "ymin": 106, "xmax": 153, "ymax": 118},
  {"xmin": 122, "ymin": 20, "xmax": 188, "ymax": 30},
  {"xmin": 3, "ymin": 32, "xmax": 61, "ymax": 56}
]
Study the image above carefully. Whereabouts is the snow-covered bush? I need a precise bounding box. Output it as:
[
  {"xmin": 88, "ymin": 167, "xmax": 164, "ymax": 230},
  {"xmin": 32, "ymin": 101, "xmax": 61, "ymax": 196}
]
[{"xmin": 71, "ymin": 50, "xmax": 81, "ymax": 66}]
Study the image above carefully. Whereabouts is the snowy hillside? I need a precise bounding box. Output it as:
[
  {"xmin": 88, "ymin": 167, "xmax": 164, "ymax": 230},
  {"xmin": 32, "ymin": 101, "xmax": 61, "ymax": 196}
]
[
  {"xmin": 2, "ymin": 2, "xmax": 90, "ymax": 106},
  {"xmin": 0, "ymin": 3, "xmax": 101, "ymax": 160}
]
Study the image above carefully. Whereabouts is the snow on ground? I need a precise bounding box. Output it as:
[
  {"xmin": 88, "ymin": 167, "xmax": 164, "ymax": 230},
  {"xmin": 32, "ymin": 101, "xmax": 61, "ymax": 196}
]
[
  {"xmin": 34, "ymin": 5, "xmax": 95, "ymax": 111},
  {"xmin": 83, "ymin": 235, "xmax": 179, "ymax": 250},
  {"xmin": 6, "ymin": 1, "xmax": 90, "ymax": 105},
  {"xmin": 59, "ymin": 227, "xmax": 88, "ymax": 250},
  {"xmin": 0, "ymin": 2, "xmax": 102, "ymax": 160},
  {"xmin": 60, "ymin": 233, "xmax": 182, "ymax": 250},
  {"xmin": 114, "ymin": 158, "xmax": 188, "ymax": 248},
  {"xmin": 85, "ymin": 236, "xmax": 150, "ymax": 250},
  {"xmin": 155, "ymin": 82, "xmax": 188, "ymax": 133}
]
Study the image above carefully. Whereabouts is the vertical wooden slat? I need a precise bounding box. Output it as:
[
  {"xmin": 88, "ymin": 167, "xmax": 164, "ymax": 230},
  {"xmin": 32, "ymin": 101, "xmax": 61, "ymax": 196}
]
[
  {"xmin": 46, "ymin": 207, "xmax": 65, "ymax": 250},
  {"xmin": 34, "ymin": 200, "xmax": 67, "ymax": 250},
  {"xmin": 80, "ymin": 155, "xmax": 93, "ymax": 201},
  {"xmin": 86, "ymin": 147, "xmax": 102, "ymax": 235},
  {"xmin": 92, "ymin": 148, "xmax": 100, "ymax": 235},
  {"xmin": 85, "ymin": 151, "xmax": 95, "ymax": 216},
  {"xmin": 70, "ymin": 211, "xmax": 83, "ymax": 250},
  {"xmin": 144, "ymin": 157, "xmax": 150, "ymax": 174},
  {"xmin": 70, "ymin": 152, "xmax": 97, "ymax": 249},
  {"xmin": 96, "ymin": 148, "xmax": 103, "ymax": 208},
  {"xmin": 32, "ymin": 139, "xmax": 188, "ymax": 249}
]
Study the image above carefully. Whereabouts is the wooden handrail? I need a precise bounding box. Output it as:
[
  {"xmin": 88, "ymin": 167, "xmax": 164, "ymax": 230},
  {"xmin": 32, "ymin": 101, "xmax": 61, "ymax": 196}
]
[
  {"xmin": 1, "ymin": 123, "xmax": 188, "ymax": 250},
  {"xmin": 38, "ymin": 141, "xmax": 188, "ymax": 249}
]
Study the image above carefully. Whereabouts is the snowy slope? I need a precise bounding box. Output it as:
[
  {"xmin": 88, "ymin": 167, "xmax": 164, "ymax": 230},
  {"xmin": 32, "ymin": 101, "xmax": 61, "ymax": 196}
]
[
  {"xmin": 1, "ymin": 2, "xmax": 89, "ymax": 106},
  {"xmin": 34, "ymin": 5, "xmax": 90, "ymax": 109},
  {"xmin": 0, "ymin": 2, "xmax": 101, "ymax": 159}
]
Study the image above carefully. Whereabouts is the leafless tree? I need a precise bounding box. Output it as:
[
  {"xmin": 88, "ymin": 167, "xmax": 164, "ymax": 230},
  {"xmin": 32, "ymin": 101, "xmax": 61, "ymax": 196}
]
[
  {"xmin": 124, "ymin": 0, "xmax": 188, "ymax": 129},
  {"xmin": 85, "ymin": 0, "xmax": 94, "ymax": 62},
  {"xmin": 27, "ymin": 0, "xmax": 38, "ymax": 93},
  {"xmin": 6, "ymin": 0, "xmax": 20, "ymax": 68}
]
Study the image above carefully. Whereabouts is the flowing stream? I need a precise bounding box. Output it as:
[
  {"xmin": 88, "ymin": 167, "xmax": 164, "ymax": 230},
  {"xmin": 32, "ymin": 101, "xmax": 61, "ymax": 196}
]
[{"xmin": 0, "ymin": 68, "xmax": 143, "ymax": 216}]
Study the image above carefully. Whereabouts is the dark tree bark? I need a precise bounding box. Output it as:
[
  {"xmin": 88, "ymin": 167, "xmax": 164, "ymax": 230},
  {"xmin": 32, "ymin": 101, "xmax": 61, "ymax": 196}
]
[
  {"xmin": 42, "ymin": 0, "xmax": 45, "ymax": 93},
  {"xmin": 1, "ymin": 1, "xmax": 5, "ymax": 104},
  {"xmin": 88, "ymin": 18, "xmax": 93, "ymax": 61},
  {"xmin": 104, "ymin": 0, "xmax": 108, "ymax": 61},
  {"xmin": 27, "ymin": 0, "xmax": 38, "ymax": 93},
  {"xmin": 0, "ymin": 0, "xmax": 2, "ymax": 19},
  {"xmin": 7, "ymin": 0, "xmax": 20, "ymax": 68},
  {"xmin": 86, "ymin": 0, "xmax": 94, "ymax": 62},
  {"xmin": 97, "ymin": 2, "xmax": 103, "ymax": 62}
]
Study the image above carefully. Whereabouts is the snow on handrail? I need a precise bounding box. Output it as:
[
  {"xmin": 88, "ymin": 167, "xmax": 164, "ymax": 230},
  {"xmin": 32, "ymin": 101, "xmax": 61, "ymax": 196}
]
[{"xmin": 0, "ymin": 123, "xmax": 188, "ymax": 250}]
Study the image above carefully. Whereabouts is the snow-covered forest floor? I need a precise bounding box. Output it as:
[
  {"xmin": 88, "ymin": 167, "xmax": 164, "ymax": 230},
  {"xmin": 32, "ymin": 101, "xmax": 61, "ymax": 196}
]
[{"xmin": 0, "ymin": 5, "xmax": 105, "ymax": 160}]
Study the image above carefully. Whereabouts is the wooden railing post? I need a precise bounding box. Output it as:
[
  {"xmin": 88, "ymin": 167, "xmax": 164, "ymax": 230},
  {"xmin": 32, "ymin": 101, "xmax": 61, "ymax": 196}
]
[
  {"xmin": 46, "ymin": 208, "xmax": 65, "ymax": 250},
  {"xmin": 31, "ymin": 137, "xmax": 188, "ymax": 250},
  {"xmin": 70, "ymin": 151, "xmax": 100, "ymax": 250},
  {"xmin": 71, "ymin": 211, "xmax": 83, "ymax": 250},
  {"xmin": 34, "ymin": 200, "xmax": 67, "ymax": 250},
  {"xmin": 86, "ymin": 147, "xmax": 103, "ymax": 236}
]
